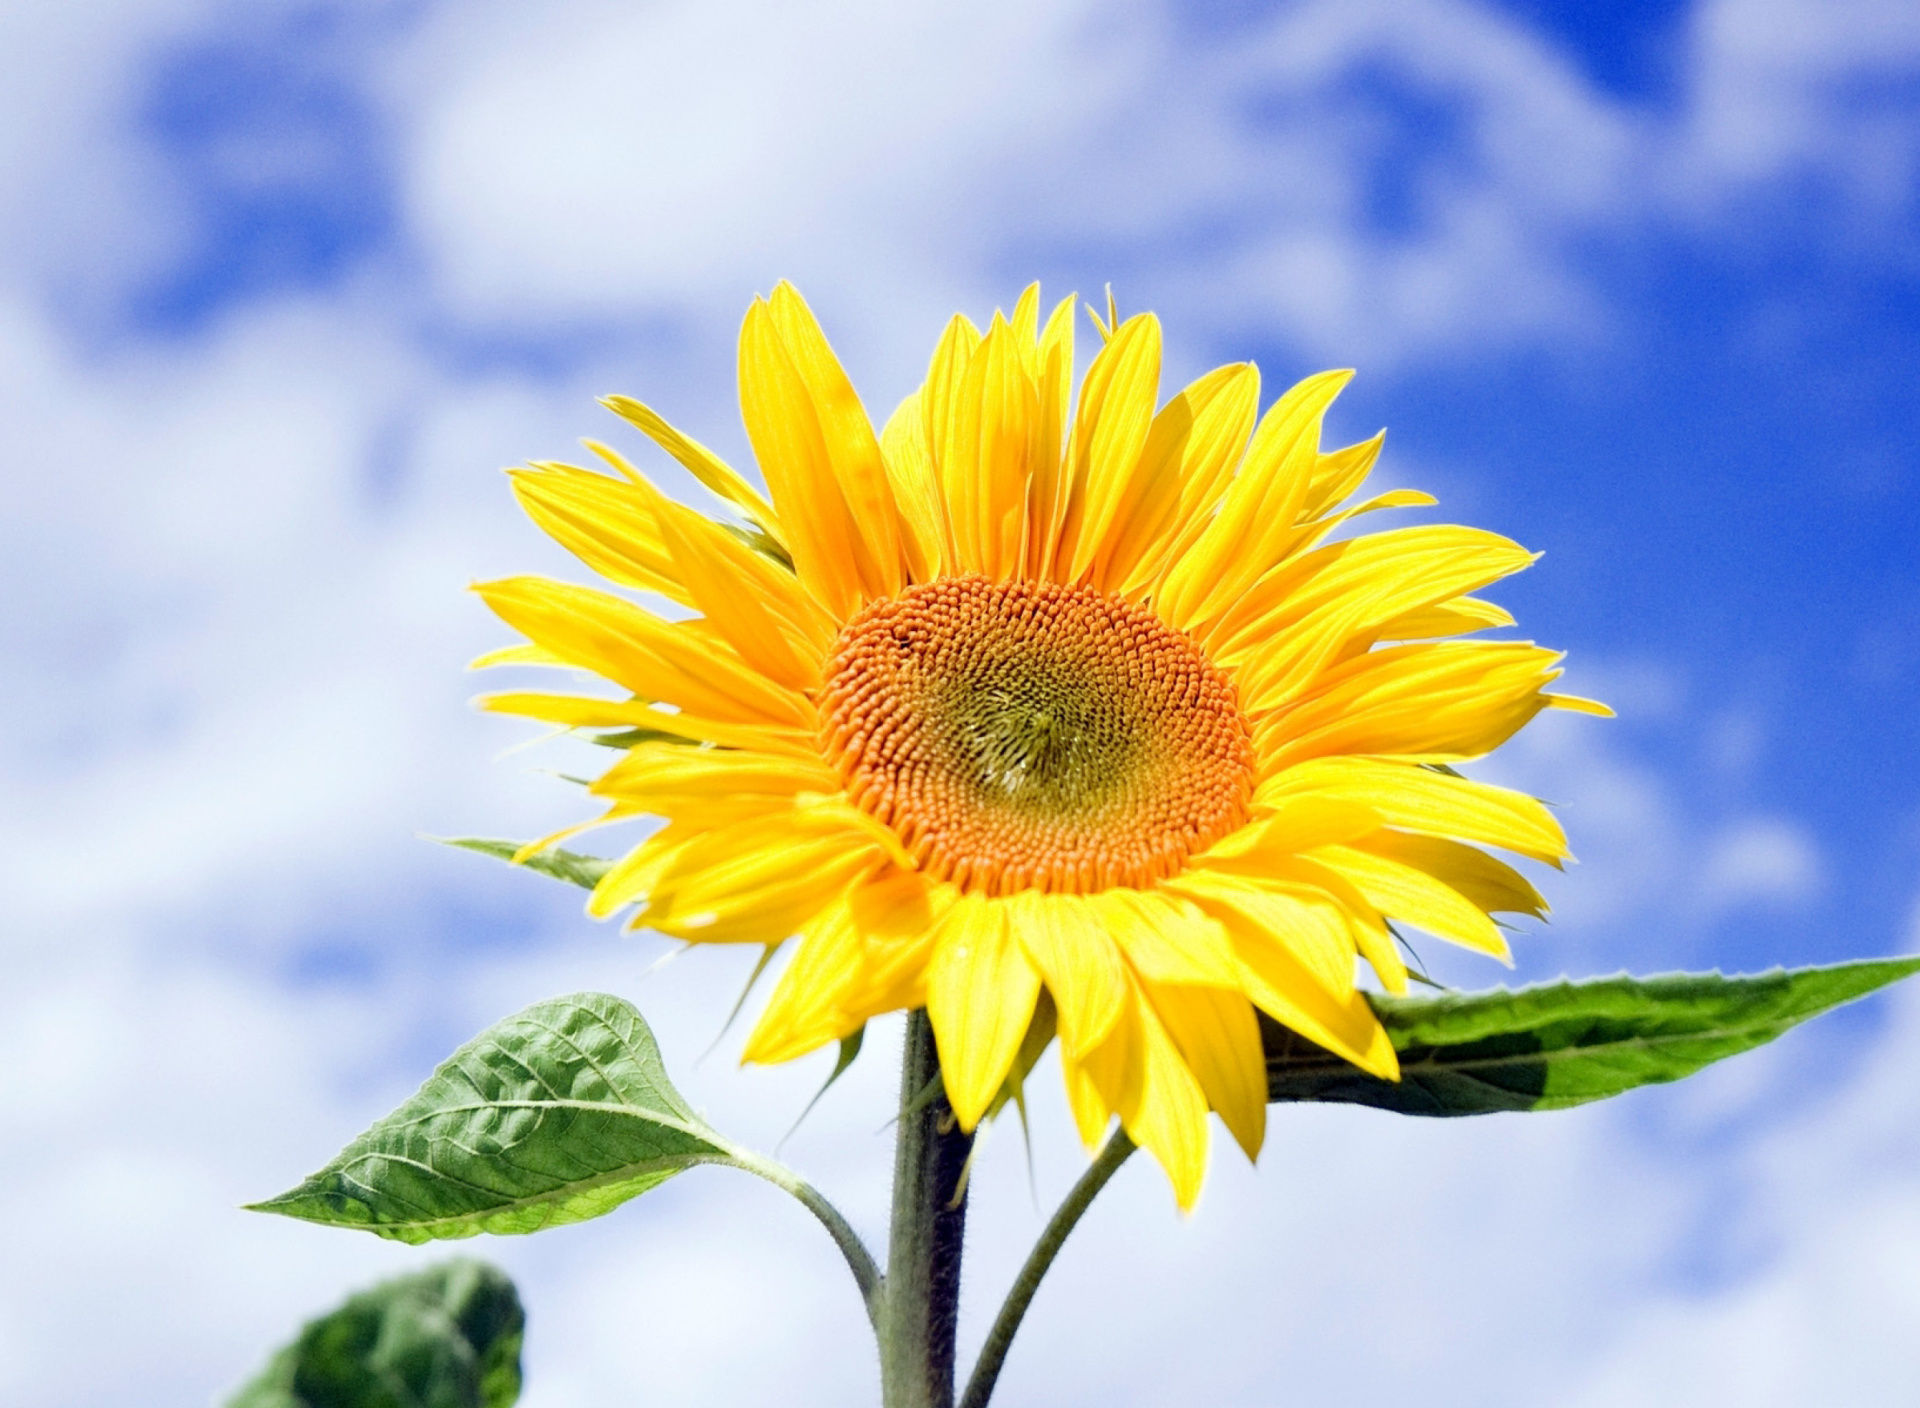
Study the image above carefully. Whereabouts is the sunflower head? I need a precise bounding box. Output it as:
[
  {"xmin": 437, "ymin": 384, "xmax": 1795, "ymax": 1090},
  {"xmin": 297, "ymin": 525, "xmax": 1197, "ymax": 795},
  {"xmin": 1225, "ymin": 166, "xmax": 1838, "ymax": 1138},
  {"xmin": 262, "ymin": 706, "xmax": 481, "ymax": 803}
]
[{"xmin": 476, "ymin": 281, "xmax": 1607, "ymax": 1208}]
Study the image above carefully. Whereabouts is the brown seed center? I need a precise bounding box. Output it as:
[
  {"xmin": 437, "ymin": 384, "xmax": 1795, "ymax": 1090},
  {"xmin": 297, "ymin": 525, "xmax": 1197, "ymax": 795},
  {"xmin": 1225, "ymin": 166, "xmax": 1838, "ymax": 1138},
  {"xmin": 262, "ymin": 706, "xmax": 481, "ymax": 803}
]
[{"xmin": 818, "ymin": 575, "xmax": 1254, "ymax": 895}]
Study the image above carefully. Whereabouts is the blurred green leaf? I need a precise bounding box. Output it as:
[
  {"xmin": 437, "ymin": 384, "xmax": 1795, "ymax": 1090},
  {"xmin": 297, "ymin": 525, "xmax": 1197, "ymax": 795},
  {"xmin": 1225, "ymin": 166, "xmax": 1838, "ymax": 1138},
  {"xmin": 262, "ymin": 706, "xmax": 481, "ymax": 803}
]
[
  {"xmin": 438, "ymin": 838, "xmax": 612, "ymax": 890},
  {"xmin": 226, "ymin": 1259, "xmax": 523, "ymax": 1408},
  {"xmin": 251, "ymin": 993, "xmax": 740, "ymax": 1243},
  {"xmin": 1265, "ymin": 957, "xmax": 1920, "ymax": 1115}
]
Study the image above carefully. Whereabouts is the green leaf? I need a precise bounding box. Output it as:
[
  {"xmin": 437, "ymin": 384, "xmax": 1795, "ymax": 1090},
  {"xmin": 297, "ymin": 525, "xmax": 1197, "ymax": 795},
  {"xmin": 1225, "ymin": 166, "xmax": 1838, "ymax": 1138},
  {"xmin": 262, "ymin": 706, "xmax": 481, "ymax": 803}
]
[
  {"xmin": 251, "ymin": 993, "xmax": 743, "ymax": 1243},
  {"xmin": 226, "ymin": 1259, "xmax": 524, "ymax": 1408},
  {"xmin": 439, "ymin": 838, "xmax": 612, "ymax": 890},
  {"xmin": 1264, "ymin": 957, "xmax": 1920, "ymax": 1116}
]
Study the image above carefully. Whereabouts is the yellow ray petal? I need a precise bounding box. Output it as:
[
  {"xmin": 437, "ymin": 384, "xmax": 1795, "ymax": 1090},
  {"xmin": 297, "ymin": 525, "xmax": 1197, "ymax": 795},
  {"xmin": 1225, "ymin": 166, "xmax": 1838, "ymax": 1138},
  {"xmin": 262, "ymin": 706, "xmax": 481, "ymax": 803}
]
[
  {"xmin": 835, "ymin": 869, "xmax": 955, "ymax": 1021},
  {"xmin": 1170, "ymin": 868, "xmax": 1360, "ymax": 1001},
  {"xmin": 925, "ymin": 894, "xmax": 1042, "ymax": 1129},
  {"xmin": 1009, "ymin": 891, "xmax": 1128, "ymax": 1058},
  {"xmin": 1157, "ymin": 369, "xmax": 1351, "ymax": 630},
  {"xmin": 1210, "ymin": 525, "xmax": 1539, "ymax": 705},
  {"xmin": 473, "ymin": 575, "xmax": 812, "ymax": 729},
  {"xmin": 1369, "ymin": 595, "xmax": 1516, "ymax": 643},
  {"xmin": 1203, "ymin": 794, "xmax": 1383, "ymax": 862},
  {"xmin": 878, "ymin": 391, "xmax": 949, "ymax": 582},
  {"xmin": 600, "ymin": 394, "xmax": 784, "ymax": 546},
  {"xmin": 941, "ymin": 314, "xmax": 1035, "ymax": 580},
  {"xmin": 1256, "ymin": 641, "xmax": 1574, "ymax": 771},
  {"xmin": 638, "ymin": 804, "xmax": 885, "ymax": 943},
  {"xmin": 1354, "ymin": 830, "xmax": 1547, "ymax": 919},
  {"xmin": 1021, "ymin": 294, "xmax": 1080, "ymax": 580},
  {"xmin": 742, "ymin": 904, "xmax": 863, "ymax": 1064},
  {"xmin": 1299, "ymin": 430, "xmax": 1386, "ymax": 522},
  {"xmin": 469, "ymin": 642, "xmax": 565, "ymax": 669},
  {"xmin": 1145, "ymin": 982, "xmax": 1267, "ymax": 1162},
  {"xmin": 1304, "ymin": 842, "xmax": 1513, "ymax": 962},
  {"xmin": 508, "ymin": 462, "xmax": 690, "ymax": 604},
  {"xmin": 587, "ymin": 821, "xmax": 696, "ymax": 916},
  {"xmin": 766, "ymin": 283, "xmax": 905, "ymax": 599},
  {"xmin": 1061, "ymin": 1048, "xmax": 1115, "ymax": 1151},
  {"xmin": 1122, "ymin": 990, "xmax": 1212, "ymax": 1210},
  {"xmin": 1255, "ymin": 756, "xmax": 1570, "ymax": 865},
  {"xmin": 1250, "ymin": 855, "xmax": 1409, "ymax": 994},
  {"xmin": 1098, "ymin": 889, "xmax": 1240, "ymax": 989},
  {"xmin": 591, "ymin": 741, "xmax": 839, "ymax": 818},
  {"xmin": 1185, "ymin": 879, "xmax": 1399, "ymax": 1081},
  {"xmin": 739, "ymin": 299, "xmax": 876, "ymax": 621},
  {"xmin": 646, "ymin": 485, "xmax": 823, "ymax": 691},
  {"xmin": 920, "ymin": 312, "xmax": 985, "ymax": 567},
  {"xmin": 475, "ymin": 691, "xmax": 660, "ymax": 730},
  {"xmin": 1052, "ymin": 313, "xmax": 1163, "ymax": 583},
  {"xmin": 1098, "ymin": 362, "xmax": 1259, "ymax": 597}
]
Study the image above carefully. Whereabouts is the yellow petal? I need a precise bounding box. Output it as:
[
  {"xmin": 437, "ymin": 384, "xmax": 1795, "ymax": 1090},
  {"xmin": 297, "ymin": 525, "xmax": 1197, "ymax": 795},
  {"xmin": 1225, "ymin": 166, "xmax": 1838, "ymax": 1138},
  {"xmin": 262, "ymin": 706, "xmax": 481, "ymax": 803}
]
[
  {"xmin": 600, "ymin": 394, "xmax": 784, "ymax": 546},
  {"xmin": 941, "ymin": 314, "xmax": 1035, "ymax": 579},
  {"xmin": 1211, "ymin": 525, "xmax": 1539, "ymax": 710},
  {"xmin": 920, "ymin": 312, "xmax": 984, "ymax": 567},
  {"xmin": 1256, "ymin": 641, "xmax": 1574, "ymax": 771},
  {"xmin": 1061, "ymin": 1050, "xmax": 1114, "ymax": 1151},
  {"xmin": 1356, "ymin": 830, "xmax": 1547, "ymax": 917},
  {"xmin": 1158, "ymin": 369, "xmax": 1351, "ymax": 630},
  {"xmin": 1145, "ymin": 982, "xmax": 1267, "ymax": 1162},
  {"xmin": 835, "ymin": 870, "xmax": 954, "ymax": 1021},
  {"xmin": 1098, "ymin": 889, "xmax": 1240, "ymax": 989},
  {"xmin": 591, "ymin": 742, "xmax": 839, "ymax": 816},
  {"xmin": 743, "ymin": 905, "xmax": 863, "ymax": 1064},
  {"xmin": 1052, "ymin": 313, "xmax": 1163, "ymax": 583},
  {"xmin": 1193, "ymin": 884, "xmax": 1399, "ymax": 1081},
  {"xmin": 508, "ymin": 461, "xmax": 690, "ymax": 604},
  {"xmin": 647, "ymin": 486, "xmax": 823, "ymax": 691},
  {"xmin": 1307, "ymin": 842, "xmax": 1515, "ymax": 962},
  {"xmin": 1009, "ymin": 891, "xmax": 1128, "ymax": 1058},
  {"xmin": 878, "ymin": 391, "xmax": 949, "ymax": 582},
  {"xmin": 1170, "ymin": 868, "xmax": 1359, "ymax": 1001},
  {"xmin": 925, "ymin": 894, "xmax": 1042, "ymax": 1129},
  {"xmin": 1298, "ymin": 430, "xmax": 1386, "ymax": 522},
  {"xmin": 1099, "ymin": 362, "xmax": 1259, "ymax": 597},
  {"xmin": 1257, "ymin": 756, "xmax": 1569, "ymax": 864},
  {"xmin": 739, "ymin": 299, "xmax": 873, "ymax": 621},
  {"xmin": 1370, "ymin": 595, "xmax": 1516, "ymax": 643},
  {"xmin": 1020, "ymin": 294, "xmax": 1079, "ymax": 579},
  {"xmin": 473, "ymin": 575, "xmax": 811, "ymax": 729},
  {"xmin": 638, "ymin": 804, "xmax": 884, "ymax": 943},
  {"xmin": 766, "ymin": 283, "xmax": 905, "ymax": 599},
  {"xmin": 1123, "ymin": 991, "xmax": 1212, "ymax": 1210},
  {"xmin": 1203, "ymin": 794, "xmax": 1383, "ymax": 862},
  {"xmin": 469, "ymin": 642, "xmax": 564, "ymax": 669},
  {"xmin": 588, "ymin": 821, "xmax": 695, "ymax": 916}
]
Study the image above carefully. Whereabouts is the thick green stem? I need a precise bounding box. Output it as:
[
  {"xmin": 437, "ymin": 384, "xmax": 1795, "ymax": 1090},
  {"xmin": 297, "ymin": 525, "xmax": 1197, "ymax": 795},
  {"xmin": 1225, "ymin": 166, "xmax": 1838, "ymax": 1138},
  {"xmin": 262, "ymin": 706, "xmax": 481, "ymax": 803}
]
[
  {"xmin": 881, "ymin": 1011, "xmax": 974, "ymax": 1408},
  {"xmin": 957, "ymin": 1130, "xmax": 1136, "ymax": 1408}
]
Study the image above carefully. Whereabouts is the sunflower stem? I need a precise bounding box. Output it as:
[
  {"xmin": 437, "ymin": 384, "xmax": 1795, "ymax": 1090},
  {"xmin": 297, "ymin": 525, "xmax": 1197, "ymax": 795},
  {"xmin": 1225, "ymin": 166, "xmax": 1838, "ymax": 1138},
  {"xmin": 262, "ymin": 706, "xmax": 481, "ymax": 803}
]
[
  {"xmin": 957, "ymin": 1129, "xmax": 1136, "ymax": 1408},
  {"xmin": 881, "ymin": 1010, "xmax": 973, "ymax": 1408}
]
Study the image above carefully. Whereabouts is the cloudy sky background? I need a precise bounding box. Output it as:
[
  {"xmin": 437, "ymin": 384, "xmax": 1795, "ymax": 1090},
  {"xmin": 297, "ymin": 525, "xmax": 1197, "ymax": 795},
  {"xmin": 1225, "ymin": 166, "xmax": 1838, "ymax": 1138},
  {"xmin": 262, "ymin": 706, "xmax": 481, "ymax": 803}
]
[{"xmin": 3, "ymin": 1, "xmax": 1919, "ymax": 1404}]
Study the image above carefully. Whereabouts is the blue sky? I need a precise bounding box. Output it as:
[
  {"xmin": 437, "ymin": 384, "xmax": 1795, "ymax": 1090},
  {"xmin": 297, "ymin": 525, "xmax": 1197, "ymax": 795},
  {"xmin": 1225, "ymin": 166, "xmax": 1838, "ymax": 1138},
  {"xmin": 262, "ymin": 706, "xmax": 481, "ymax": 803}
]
[{"xmin": 3, "ymin": 2, "xmax": 1918, "ymax": 1405}]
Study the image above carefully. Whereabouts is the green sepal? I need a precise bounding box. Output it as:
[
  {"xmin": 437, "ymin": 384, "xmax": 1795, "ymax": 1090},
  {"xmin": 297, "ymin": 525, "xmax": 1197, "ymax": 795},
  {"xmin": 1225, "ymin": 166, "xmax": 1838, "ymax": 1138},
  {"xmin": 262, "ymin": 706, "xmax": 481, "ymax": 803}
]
[
  {"xmin": 1265, "ymin": 957, "xmax": 1920, "ymax": 1115},
  {"xmin": 225, "ymin": 1259, "xmax": 524, "ymax": 1408},
  {"xmin": 250, "ymin": 993, "xmax": 742, "ymax": 1242},
  {"xmin": 439, "ymin": 838, "xmax": 613, "ymax": 890}
]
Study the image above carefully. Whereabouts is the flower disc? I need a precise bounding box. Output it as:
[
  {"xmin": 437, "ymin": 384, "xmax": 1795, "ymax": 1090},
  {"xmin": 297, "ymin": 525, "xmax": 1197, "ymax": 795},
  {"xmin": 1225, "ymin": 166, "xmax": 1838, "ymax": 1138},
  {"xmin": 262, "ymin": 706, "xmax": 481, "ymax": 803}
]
[{"xmin": 821, "ymin": 575, "xmax": 1254, "ymax": 896}]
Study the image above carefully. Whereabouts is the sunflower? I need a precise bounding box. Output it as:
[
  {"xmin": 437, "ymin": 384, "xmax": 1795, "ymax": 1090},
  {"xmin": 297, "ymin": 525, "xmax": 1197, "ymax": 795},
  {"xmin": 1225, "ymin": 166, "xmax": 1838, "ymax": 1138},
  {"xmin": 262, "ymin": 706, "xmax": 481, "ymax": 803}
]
[{"xmin": 475, "ymin": 282, "xmax": 1606, "ymax": 1207}]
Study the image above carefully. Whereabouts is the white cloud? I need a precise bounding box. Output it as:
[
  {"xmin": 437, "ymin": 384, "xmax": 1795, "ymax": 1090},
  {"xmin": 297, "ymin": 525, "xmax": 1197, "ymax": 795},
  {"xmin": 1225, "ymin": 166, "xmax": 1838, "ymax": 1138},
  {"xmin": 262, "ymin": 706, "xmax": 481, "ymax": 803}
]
[{"xmin": 1696, "ymin": 817, "xmax": 1826, "ymax": 917}]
